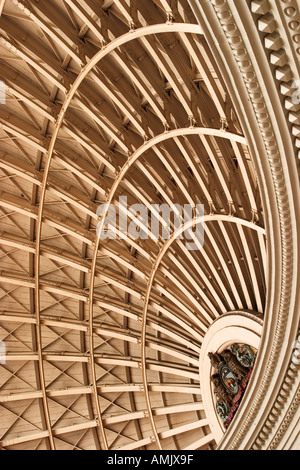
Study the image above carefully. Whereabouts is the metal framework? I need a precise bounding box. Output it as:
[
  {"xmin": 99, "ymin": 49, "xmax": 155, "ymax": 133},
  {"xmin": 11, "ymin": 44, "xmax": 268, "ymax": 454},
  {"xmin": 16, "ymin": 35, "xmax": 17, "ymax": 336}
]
[{"xmin": 0, "ymin": 0, "xmax": 299, "ymax": 451}]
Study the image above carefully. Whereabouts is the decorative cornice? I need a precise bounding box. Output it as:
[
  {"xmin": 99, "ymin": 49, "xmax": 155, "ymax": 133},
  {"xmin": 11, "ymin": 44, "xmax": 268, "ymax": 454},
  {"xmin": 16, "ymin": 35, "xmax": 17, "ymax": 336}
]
[
  {"xmin": 205, "ymin": 0, "xmax": 299, "ymax": 449},
  {"xmin": 249, "ymin": 0, "xmax": 300, "ymax": 449},
  {"xmin": 254, "ymin": 326, "xmax": 300, "ymax": 449},
  {"xmin": 260, "ymin": 362, "xmax": 300, "ymax": 449},
  {"xmin": 250, "ymin": 0, "xmax": 300, "ymax": 159},
  {"xmin": 278, "ymin": 0, "xmax": 300, "ymax": 66}
]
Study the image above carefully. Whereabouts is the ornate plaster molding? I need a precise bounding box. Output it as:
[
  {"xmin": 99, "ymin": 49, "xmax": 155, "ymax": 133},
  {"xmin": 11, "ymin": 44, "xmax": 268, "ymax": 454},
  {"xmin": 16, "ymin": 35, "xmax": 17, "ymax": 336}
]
[
  {"xmin": 189, "ymin": 0, "xmax": 300, "ymax": 449},
  {"xmin": 250, "ymin": 0, "xmax": 300, "ymax": 158},
  {"xmin": 261, "ymin": 362, "xmax": 300, "ymax": 449}
]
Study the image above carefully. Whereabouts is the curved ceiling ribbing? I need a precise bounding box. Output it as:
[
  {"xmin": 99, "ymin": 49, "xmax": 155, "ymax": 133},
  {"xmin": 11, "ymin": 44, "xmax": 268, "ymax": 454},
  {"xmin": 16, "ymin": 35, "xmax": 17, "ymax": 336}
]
[{"xmin": 0, "ymin": 0, "xmax": 266, "ymax": 450}]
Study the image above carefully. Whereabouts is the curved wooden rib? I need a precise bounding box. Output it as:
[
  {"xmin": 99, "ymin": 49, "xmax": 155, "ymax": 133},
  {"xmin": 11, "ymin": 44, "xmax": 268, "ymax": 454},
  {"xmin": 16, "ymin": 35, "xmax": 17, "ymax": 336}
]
[{"xmin": 32, "ymin": 23, "xmax": 210, "ymax": 450}]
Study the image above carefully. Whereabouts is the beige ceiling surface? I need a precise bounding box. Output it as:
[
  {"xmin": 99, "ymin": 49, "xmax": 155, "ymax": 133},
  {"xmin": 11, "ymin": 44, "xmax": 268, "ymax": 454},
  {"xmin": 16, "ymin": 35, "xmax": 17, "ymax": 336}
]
[{"xmin": 0, "ymin": 0, "xmax": 267, "ymax": 450}]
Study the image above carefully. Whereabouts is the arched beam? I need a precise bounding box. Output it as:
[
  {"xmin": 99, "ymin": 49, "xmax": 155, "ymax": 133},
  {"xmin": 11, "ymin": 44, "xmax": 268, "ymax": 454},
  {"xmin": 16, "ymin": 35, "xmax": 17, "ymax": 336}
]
[
  {"xmin": 140, "ymin": 213, "xmax": 265, "ymax": 449},
  {"xmin": 34, "ymin": 25, "xmax": 204, "ymax": 448},
  {"xmin": 31, "ymin": 19, "xmax": 260, "ymax": 450},
  {"xmin": 65, "ymin": 123, "xmax": 252, "ymax": 449}
]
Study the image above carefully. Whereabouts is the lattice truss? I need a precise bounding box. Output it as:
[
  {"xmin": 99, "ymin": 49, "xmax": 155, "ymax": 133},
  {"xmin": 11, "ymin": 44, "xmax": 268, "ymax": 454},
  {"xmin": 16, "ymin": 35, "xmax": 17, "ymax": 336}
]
[{"xmin": 0, "ymin": 0, "xmax": 266, "ymax": 450}]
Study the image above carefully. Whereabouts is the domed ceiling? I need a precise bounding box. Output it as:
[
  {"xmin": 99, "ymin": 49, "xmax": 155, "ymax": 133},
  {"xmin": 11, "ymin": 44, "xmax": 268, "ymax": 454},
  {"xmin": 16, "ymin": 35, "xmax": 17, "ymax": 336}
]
[{"xmin": 0, "ymin": 0, "xmax": 299, "ymax": 451}]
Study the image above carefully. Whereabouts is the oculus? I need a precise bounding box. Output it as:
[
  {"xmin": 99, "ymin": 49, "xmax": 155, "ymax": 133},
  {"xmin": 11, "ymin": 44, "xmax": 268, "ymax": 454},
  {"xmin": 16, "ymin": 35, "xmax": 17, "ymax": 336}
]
[{"xmin": 209, "ymin": 344, "xmax": 256, "ymax": 428}]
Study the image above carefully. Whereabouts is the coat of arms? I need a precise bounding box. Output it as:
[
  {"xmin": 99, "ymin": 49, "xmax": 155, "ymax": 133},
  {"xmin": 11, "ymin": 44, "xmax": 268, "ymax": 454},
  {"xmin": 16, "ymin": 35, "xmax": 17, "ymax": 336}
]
[{"xmin": 209, "ymin": 344, "xmax": 256, "ymax": 428}]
